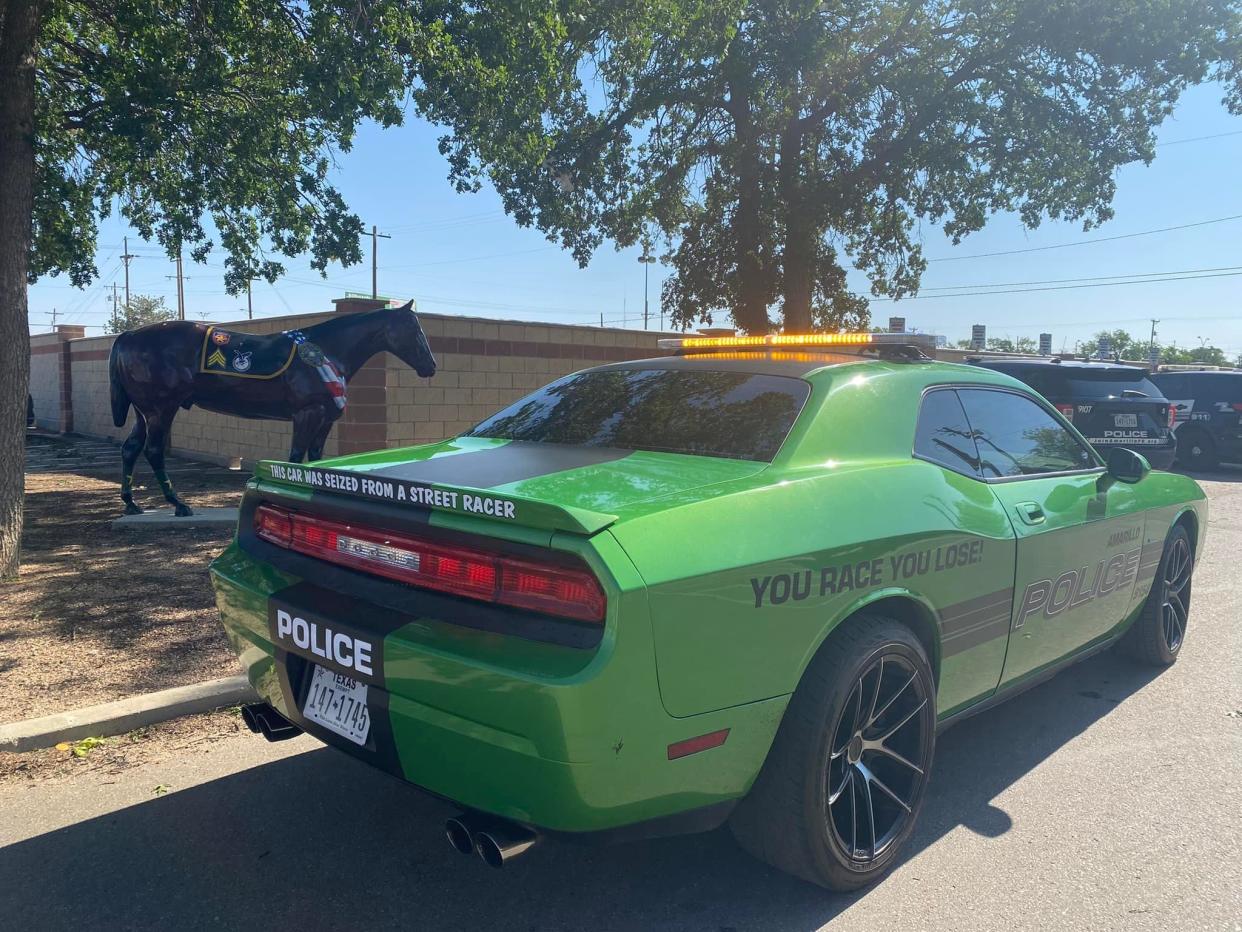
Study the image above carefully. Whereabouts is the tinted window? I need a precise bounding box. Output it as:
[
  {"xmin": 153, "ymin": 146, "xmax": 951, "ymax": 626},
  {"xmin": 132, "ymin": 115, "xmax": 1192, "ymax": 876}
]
[
  {"xmin": 1064, "ymin": 375, "xmax": 1163, "ymax": 400},
  {"xmin": 914, "ymin": 390, "xmax": 980, "ymax": 477},
  {"xmin": 1155, "ymin": 373, "xmax": 1242, "ymax": 402},
  {"xmin": 1150, "ymin": 374, "xmax": 1185, "ymax": 397},
  {"xmin": 958, "ymin": 389, "xmax": 1095, "ymax": 479},
  {"xmin": 467, "ymin": 368, "xmax": 810, "ymax": 462}
]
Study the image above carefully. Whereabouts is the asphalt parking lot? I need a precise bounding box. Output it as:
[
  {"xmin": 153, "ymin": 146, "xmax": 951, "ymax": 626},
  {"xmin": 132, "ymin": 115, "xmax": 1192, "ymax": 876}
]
[{"xmin": 1, "ymin": 471, "xmax": 1239, "ymax": 932}]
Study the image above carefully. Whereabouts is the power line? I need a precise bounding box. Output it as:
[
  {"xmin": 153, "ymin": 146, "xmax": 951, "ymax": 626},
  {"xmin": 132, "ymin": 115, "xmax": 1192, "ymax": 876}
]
[
  {"xmin": 1157, "ymin": 129, "xmax": 1242, "ymax": 147},
  {"xmin": 918, "ymin": 264, "xmax": 1242, "ymax": 292},
  {"xmin": 927, "ymin": 213, "xmax": 1242, "ymax": 262},
  {"xmin": 875, "ymin": 268, "xmax": 1242, "ymax": 301}
]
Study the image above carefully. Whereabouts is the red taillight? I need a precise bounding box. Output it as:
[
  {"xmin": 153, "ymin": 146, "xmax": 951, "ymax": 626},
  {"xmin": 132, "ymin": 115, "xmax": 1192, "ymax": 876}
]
[
  {"xmin": 1231, "ymin": 402, "xmax": 1242, "ymax": 414},
  {"xmin": 253, "ymin": 504, "xmax": 605, "ymax": 623},
  {"xmin": 1167, "ymin": 406, "xmax": 1176, "ymax": 428},
  {"xmin": 1056, "ymin": 403, "xmax": 1074, "ymax": 422},
  {"xmin": 254, "ymin": 504, "xmax": 291, "ymax": 547}
]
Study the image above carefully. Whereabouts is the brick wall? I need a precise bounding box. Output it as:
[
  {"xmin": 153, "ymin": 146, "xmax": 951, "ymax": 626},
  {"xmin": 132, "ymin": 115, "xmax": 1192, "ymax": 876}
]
[
  {"xmin": 28, "ymin": 325, "xmax": 85, "ymax": 431},
  {"xmin": 29, "ymin": 307, "xmax": 670, "ymax": 467}
]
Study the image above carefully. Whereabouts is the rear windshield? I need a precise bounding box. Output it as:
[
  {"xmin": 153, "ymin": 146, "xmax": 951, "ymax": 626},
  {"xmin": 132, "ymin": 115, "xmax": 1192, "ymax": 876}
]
[
  {"xmin": 1153, "ymin": 373, "xmax": 1242, "ymax": 401},
  {"xmin": 467, "ymin": 368, "xmax": 810, "ymax": 462},
  {"xmin": 1064, "ymin": 375, "xmax": 1164, "ymax": 401}
]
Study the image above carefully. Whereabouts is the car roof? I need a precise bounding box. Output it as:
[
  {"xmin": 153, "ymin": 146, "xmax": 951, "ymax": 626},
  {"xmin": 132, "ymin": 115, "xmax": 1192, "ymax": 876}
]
[
  {"xmin": 1152, "ymin": 369, "xmax": 1242, "ymax": 377},
  {"xmin": 592, "ymin": 350, "xmax": 1016, "ymax": 383},
  {"xmin": 969, "ymin": 357, "xmax": 1148, "ymax": 374}
]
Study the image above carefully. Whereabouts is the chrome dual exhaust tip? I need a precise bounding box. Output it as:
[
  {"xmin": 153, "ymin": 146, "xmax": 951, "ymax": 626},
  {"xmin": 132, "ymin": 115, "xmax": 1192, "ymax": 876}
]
[
  {"xmin": 240, "ymin": 703, "xmax": 302, "ymax": 742},
  {"xmin": 445, "ymin": 813, "xmax": 538, "ymax": 867}
]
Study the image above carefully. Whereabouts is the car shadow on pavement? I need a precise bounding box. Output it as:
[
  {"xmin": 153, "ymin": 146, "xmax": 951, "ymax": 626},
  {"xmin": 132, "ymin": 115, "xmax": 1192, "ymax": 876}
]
[{"xmin": 0, "ymin": 650, "xmax": 1161, "ymax": 932}]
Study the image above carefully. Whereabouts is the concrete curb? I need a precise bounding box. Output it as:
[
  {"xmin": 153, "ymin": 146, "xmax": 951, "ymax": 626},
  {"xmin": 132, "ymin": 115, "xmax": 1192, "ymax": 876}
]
[
  {"xmin": 112, "ymin": 507, "xmax": 239, "ymax": 530},
  {"xmin": 0, "ymin": 675, "xmax": 258, "ymax": 753}
]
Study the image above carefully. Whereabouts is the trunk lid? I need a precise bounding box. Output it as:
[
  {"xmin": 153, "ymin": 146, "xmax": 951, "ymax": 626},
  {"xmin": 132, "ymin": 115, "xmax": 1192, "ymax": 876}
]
[{"xmin": 255, "ymin": 437, "xmax": 767, "ymax": 535}]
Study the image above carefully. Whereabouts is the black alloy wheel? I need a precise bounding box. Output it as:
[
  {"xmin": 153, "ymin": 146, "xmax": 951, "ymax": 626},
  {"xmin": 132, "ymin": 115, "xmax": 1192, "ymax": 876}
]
[
  {"xmin": 729, "ymin": 615, "xmax": 937, "ymax": 890},
  {"xmin": 826, "ymin": 654, "xmax": 931, "ymax": 865},
  {"xmin": 1118, "ymin": 524, "xmax": 1194, "ymax": 667},
  {"xmin": 1177, "ymin": 429, "xmax": 1218, "ymax": 471},
  {"xmin": 1159, "ymin": 534, "xmax": 1192, "ymax": 653}
]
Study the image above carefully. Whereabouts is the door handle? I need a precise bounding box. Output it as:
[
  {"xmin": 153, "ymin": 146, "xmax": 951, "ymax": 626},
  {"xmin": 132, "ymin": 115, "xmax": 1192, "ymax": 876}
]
[{"xmin": 1016, "ymin": 501, "xmax": 1045, "ymax": 525}]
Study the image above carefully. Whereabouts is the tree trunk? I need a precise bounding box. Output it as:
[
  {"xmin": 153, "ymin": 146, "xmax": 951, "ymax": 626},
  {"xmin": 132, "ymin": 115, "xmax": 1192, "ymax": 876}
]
[
  {"xmin": 724, "ymin": 68, "xmax": 769, "ymax": 335},
  {"xmin": 0, "ymin": 0, "xmax": 44, "ymax": 578},
  {"xmin": 779, "ymin": 119, "xmax": 813, "ymax": 333}
]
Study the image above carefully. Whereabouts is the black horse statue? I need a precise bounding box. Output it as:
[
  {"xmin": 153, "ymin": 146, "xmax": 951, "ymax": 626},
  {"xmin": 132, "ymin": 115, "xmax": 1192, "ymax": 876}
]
[{"xmin": 108, "ymin": 301, "xmax": 436, "ymax": 516}]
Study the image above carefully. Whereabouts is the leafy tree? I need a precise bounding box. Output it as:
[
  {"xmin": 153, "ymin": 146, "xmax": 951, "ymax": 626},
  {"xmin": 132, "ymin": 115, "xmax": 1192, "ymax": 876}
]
[
  {"xmin": 985, "ymin": 336, "xmax": 1038, "ymax": 354},
  {"xmin": 1089, "ymin": 329, "xmax": 1142, "ymax": 360},
  {"xmin": 0, "ymin": 0, "xmax": 426, "ymax": 577},
  {"xmin": 1161, "ymin": 344, "xmax": 1232, "ymax": 367},
  {"xmin": 104, "ymin": 294, "xmax": 174, "ymax": 334},
  {"xmin": 416, "ymin": 0, "xmax": 1241, "ymax": 336}
]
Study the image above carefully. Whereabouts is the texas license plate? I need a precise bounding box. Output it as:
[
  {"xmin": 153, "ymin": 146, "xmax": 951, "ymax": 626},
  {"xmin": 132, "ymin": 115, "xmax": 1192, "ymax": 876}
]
[
  {"xmin": 303, "ymin": 665, "xmax": 371, "ymax": 746},
  {"xmin": 1113, "ymin": 414, "xmax": 1138, "ymax": 427}
]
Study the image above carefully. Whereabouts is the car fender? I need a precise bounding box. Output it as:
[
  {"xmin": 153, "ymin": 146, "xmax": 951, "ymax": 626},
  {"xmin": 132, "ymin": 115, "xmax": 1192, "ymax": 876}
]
[{"xmin": 799, "ymin": 584, "xmax": 944, "ymax": 688}]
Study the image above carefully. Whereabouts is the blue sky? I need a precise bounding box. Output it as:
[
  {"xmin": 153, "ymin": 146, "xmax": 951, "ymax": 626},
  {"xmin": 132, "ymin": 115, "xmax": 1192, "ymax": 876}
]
[{"xmin": 28, "ymin": 82, "xmax": 1242, "ymax": 357}]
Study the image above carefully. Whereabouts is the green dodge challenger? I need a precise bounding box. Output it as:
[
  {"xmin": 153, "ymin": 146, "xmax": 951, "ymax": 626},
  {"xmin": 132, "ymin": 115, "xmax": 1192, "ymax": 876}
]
[{"xmin": 210, "ymin": 332, "xmax": 1206, "ymax": 890}]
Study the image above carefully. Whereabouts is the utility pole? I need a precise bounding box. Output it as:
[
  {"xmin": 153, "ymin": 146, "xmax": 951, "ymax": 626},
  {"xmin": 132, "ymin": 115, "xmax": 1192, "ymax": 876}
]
[
  {"xmin": 166, "ymin": 252, "xmax": 188, "ymax": 320},
  {"xmin": 46, "ymin": 308, "xmax": 59, "ymax": 329},
  {"xmin": 112, "ymin": 283, "xmax": 123, "ymax": 329},
  {"xmin": 246, "ymin": 279, "xmax": 253, "ymax": 319},
  {"xmin": 176, "ymin": 252, "xmax": 185, "ymax": 320},
  {"xmin": 638, "ymin": 242, "xmax": 656, "ymax": 330},
  {"xmin": 121, "ymin": 236, "xmax": 137, "ymax": 318},
  {"xmin": 371, "ymin": 225, "xmax": 391, "ymax": 300}
]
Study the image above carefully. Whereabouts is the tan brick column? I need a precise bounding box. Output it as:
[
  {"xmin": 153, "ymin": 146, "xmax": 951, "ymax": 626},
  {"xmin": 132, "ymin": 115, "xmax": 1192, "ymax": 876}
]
[{"xmin": 332, "ymin": 296, "xmax": 391, "ymax": 455}]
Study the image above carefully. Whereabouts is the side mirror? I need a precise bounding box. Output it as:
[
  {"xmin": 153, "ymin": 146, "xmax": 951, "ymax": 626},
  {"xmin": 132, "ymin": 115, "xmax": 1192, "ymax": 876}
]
[{"xmin": 1106, "ymin": 447, "xmax": 1150, "ymax": 484}]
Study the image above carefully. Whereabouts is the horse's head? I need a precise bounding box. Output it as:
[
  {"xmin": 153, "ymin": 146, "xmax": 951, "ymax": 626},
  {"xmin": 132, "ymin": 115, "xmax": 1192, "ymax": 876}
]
[{"xmin": 384, "ymin": 301, "xmax": 437, "ymax": 378}]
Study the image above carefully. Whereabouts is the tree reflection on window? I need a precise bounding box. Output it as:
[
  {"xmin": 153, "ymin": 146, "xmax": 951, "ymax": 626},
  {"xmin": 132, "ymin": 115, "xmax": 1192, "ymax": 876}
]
[
  {"xmin": 958, "ymin": 390, "xmax": 1093, "ymax": 479},
  {"xmin": 468, "ymin": 369, "xmax": 810, "ymax": 462}
]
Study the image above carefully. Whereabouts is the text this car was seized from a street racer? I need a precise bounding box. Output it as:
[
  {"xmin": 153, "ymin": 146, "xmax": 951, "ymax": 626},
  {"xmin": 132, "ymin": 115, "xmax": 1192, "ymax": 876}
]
[{"xmin": 210, "ymin": 332, "xmax": 1206, "ymax": 890}]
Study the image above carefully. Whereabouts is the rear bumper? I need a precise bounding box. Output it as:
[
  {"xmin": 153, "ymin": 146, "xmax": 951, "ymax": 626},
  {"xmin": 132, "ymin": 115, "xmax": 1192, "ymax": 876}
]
[{"xmin": 209, "ymin": 541, "xmax": 786, "ymax": 835}]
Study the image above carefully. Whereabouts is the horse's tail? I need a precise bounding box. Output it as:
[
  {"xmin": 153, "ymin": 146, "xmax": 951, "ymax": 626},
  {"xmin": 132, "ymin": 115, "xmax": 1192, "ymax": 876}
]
[{"xmin": 109, "ymin": 336, "xmax": 131, "ymax": 427}]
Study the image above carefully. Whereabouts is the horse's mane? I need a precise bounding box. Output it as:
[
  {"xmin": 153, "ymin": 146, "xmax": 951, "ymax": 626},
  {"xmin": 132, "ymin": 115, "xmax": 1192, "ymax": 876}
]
[{"xmin": 304, "ymin": 305, "xmax": 395, "ymax": 338}]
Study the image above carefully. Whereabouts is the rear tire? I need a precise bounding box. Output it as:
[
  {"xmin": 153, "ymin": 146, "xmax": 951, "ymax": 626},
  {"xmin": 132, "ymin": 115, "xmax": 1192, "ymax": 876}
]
[
  {"xmin": 729, "ymin": 615, "xmax": 936, "ymax": 890},
  {"xmin": 1176, "ymin": 429, "xmax": 1218, "ymax": 471},
  {"xmin": 1118, "ymin": 525, "xmax": 1193, "ymax": 667}
]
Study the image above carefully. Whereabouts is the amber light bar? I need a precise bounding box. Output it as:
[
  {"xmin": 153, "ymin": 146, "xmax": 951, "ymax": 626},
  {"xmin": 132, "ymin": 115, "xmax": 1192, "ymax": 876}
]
[
  {"xmin": 655, "ymin": 332, "xmax": 928, "ymax": 351},
  {"xmin": 254, "ymin": 504, "xmax": 606, "ymax": 623}
]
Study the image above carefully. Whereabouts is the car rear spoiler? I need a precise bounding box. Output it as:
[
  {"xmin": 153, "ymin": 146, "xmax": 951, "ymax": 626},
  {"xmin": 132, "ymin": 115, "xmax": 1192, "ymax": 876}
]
[{"xmin": 253, "ymin": 460, "xmax": 618, "ymax": 535}]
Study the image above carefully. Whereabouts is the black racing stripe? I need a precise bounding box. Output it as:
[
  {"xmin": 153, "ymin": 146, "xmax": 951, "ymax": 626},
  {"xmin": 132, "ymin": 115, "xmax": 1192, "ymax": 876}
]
[
  {"xmin": 942, "ymin": 615, "xmax": 1011, "ymax": 657},
  {"xmin": 938, "ymin": 587, "xmax": 1014, "ymax": 658},
  {"xmin": 939, "ymin": 588, "xmax": 1013, "ymax": 637},
  {"xmin": 371, "ymin": 441, "xmax": 632, "ymax": 489}
]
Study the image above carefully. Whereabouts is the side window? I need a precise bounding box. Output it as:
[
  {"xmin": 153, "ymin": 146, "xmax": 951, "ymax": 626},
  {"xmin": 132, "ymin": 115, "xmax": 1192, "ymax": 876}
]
[
  {"xmin": 957, "ymin": 389, "xmax": 1096, "ymax": 479},
  {"xmin": 914, "ymin": 389, "xmax": 981, "ymax": 477}
]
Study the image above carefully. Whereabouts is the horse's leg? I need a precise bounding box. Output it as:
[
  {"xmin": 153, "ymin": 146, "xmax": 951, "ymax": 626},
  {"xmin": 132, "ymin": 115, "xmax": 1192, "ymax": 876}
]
[
  {"xmin": 119, "ymin": 413, "xmax": 148, "ymax": 515},
  {"xmin": 307, "ymin": 410, "xmax": 339, "ymax": 462},
  {"xmin": 142, "ymin": 408, "xmax": 194, "ymax": 517},
  {"xmin": 289, "ymin": 405, "xmax": 328, "ymax": 464}
]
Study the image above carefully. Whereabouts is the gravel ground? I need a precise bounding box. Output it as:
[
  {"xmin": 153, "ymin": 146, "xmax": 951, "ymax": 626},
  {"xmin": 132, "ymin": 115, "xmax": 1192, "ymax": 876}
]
[{"xmin": 0, "ymin": 433, "xmax": 248, "ymax": 723}]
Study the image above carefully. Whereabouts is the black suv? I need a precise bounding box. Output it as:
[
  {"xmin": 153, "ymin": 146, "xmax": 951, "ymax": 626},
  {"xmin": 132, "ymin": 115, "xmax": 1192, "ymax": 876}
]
[
  {"xmin": 967, "ymin": 358, "xmax": 1176, "ymax": 469},
  {"xmin": 1149, "ymin": 369, "xmax": 1242, "ymax": 470}
]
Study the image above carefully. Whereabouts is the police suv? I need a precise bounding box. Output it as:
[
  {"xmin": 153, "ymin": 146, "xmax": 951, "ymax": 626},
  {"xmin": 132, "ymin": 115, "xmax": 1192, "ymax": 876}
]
[
  {"xmin": 1150, "ymin": 368, "xmax": 1242, "ymax": 470},
  {"xmin": 968, "ymin": 358, "xmax": 1176, "ymax": 470}
]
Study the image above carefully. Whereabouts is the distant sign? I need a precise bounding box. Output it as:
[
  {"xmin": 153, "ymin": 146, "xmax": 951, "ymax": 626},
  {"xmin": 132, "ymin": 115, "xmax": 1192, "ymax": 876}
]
[
  {"xmin": 971, "ymin": 325, "xmax": 986, "ymax": 350},
  {"xmin": 1039, "ymin": 333, "xmax": 1053, "ymax": 355},
  {"xmin": 1148, "ymin": 346, "xmax": 1160, "ymax": 368},
  {"xmin": 1097, "ymin": 335, "xmax": 1112, "ymax": 359},
  {"xmin": 888, "ymin": 316, "xmax": 906, "ymax": 334}
]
